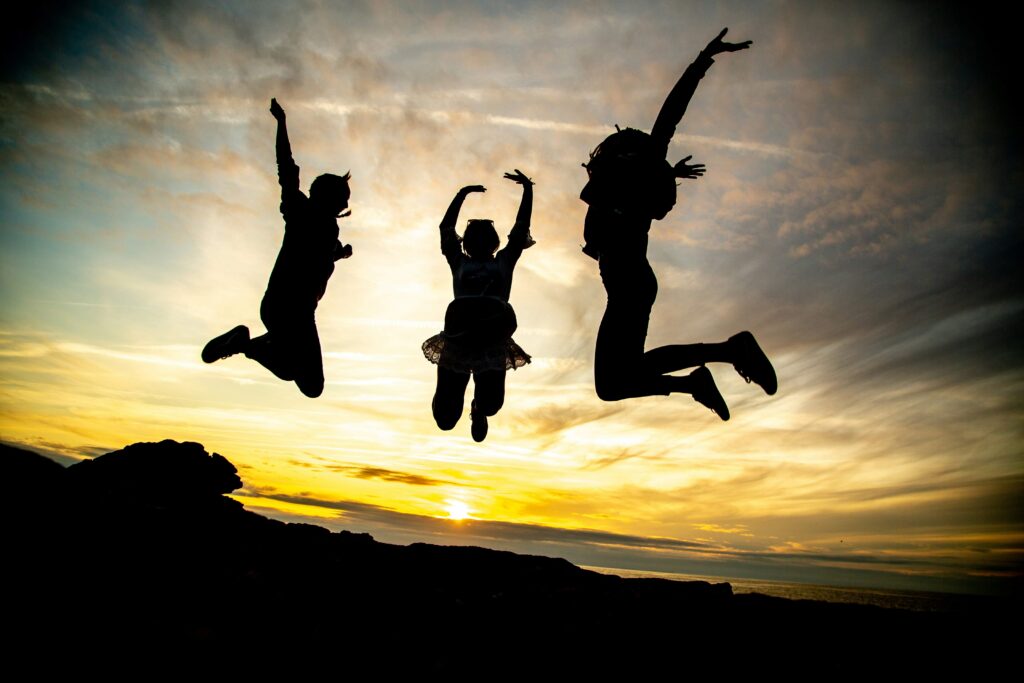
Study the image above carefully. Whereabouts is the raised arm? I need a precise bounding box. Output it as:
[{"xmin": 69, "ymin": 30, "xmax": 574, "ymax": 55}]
[
  {"xmin": 440, "ymin": 185, "xmax": 486, "ymax": 266},
  {"xmin": 270, "ymin": 98, "xmax": 301, "ymax": 209},
  {"xmin": 649, "ymin": 28, "xmax": 751, "ymax": 159},
  {"xmin": 502, "ymin": 169, "xmax": 534, "ymax": 259}
]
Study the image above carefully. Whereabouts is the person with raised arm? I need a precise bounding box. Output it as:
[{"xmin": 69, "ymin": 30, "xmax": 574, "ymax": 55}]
[
  {"xmin": 423, "ymin": 170, "xmax": 535, "ymax": 442},
  {"xmin": 581, "ymin": 29, "xmax": 776, "ymax": 420},
  {"xmin": 202, "ymin": 98, "xmax": 352, "ymax": 398}
]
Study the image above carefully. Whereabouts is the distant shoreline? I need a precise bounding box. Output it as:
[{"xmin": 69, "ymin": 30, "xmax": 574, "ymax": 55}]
[{"xmin": 581, "ymin": 565, "xmax": 1010, "ymax": 613}]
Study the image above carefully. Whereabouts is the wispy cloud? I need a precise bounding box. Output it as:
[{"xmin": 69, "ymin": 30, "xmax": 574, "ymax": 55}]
[{"xmin": 321, "ymin": 463, "xmax": 453, "ymax": 487}]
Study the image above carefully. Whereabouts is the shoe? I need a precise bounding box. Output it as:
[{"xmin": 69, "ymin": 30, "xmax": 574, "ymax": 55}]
[
  {"xmin": 729, "ymin": 331, "xmax": 777, "ymax": 396},
  {"xmin": 470, "ymin": 401, "xmax": 488, "ymax": 442},
  {"xmin": 690, "ymin": 366, "xmax": 729, "ymax": 421},
  {"xmin": 202, "ymin": 325, "xmax": 250, "ymax": 363}
]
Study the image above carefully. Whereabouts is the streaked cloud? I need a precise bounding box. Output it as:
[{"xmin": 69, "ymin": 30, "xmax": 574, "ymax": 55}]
[{"xmin": 314, "ymin": 461, "xmax": 454, "ymax": 487}]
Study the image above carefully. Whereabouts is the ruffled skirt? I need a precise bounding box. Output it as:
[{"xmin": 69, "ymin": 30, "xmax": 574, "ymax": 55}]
[{"xmin": 422, "ymin": 296, "xmax": 531, "ymax": 373}]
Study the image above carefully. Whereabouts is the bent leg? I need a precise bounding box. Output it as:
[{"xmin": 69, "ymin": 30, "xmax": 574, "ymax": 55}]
[
  {"xmin": 595, "ymin": 290, "xmax": 672, "ymax": 400},
  {"xmin": 594, "ymin": 256, "xmax": 662, "ymax": 401},
  {"xmin": 473, "ymin": 370, "xmax": 506, "ymax": 416},
  {"xmin": 433, "ymin": 367, "xmax": 471, "ymax": 430},
  {"xmin": 594, "ymin": 305, "xmax": 642, "ymax": 401},
  {"xmin": 246, "ymin": 303, "xmax": 324, "ymax": 397},
  {"xmin": 291, "ymin": 318, "xmax": 325, "ymax": 398},
  {"xmin": 641, "ymin": 342, "xmax": 732, "ymax": 376},
  {"xmin": 643, "ymin": 335, "xmax": 776, "ymax": 395},
  {"xmin": 245, "ymin": 333, "xmax": 295, "ymax": 381},
  {"xmin": 599, "ymin": 339, "xmax": 733, "ymax": 401},
  {"xmin": 594, "ymin": 256, "xmax": 731, "ymax": 401}
]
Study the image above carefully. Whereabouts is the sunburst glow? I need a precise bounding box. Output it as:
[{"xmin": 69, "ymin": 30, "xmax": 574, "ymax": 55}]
[{"xmin": 445, "ymin": 500, "xmax": 472, "ymax": 521}]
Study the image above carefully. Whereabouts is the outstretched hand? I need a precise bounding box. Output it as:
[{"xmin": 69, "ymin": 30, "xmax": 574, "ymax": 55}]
[
  {"xmin": 674, "ymin": 155, "xmax": 706, "ymax": 180},
  {"xmin": 270, "ymin": 98, "xmax": 285, "ymax": 121},
  {"xmin": 503, "ymin": 169, "xmax": 534, "ymax": 186},
  {"xmin": 460, "ymin": 185, "xmax": 486, "ymax": 194},
  {"xmin": 702, "ymin": 28, "xmax": 752, "ymax": 56}
]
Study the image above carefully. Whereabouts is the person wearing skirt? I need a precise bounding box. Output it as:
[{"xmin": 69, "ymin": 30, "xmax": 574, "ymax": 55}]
[{"xmin": 423, "ymin": 170, "xmax": 534, "ymax": 442}]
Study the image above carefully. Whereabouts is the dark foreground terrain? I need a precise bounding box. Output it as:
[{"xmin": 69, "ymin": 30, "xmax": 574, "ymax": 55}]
[{"xmin": 3, "ymin": 440, "xmax": 1011, "ymax": 673}]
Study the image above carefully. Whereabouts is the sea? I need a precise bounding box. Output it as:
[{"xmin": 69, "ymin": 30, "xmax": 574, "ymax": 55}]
[{"xmin": 580, "ymin": 565, "xmax": 1004, "ymax": 614}]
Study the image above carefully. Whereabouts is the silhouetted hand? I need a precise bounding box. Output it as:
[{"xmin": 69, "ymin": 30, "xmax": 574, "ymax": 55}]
[
  {"xmin": 674, "ymin": 155, "xmax": 706, "ymax": 179},
  {"xmin": 702, "ymin": 28, "xmax": 751, "ymax": 57},
  {"xmin": 503, "ymin": 169, "xmax": 534, "ymax": 186},
  {"xmin": 460, "ymin": 185, "xmax": 487, "ymax": 195},
  {"xmin": 335, "ymin": 242, "xmax": 353, "ymax": 260},
  {"xmin": 270, "ymin": 98, "xmax": 286, "ymax": 121}
]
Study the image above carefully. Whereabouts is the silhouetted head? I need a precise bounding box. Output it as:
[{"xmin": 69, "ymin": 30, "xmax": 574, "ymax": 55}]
[
  {"xmin": 585, "ymin": 127, "xmax": 656, "ymax": 177},
  {"xmin": 463, "ymin": 219, "xmax": 499, "ymax": 259},
  {"xmin": 309, "ymin": 172, "xmax": 351, "ymax": 217}
]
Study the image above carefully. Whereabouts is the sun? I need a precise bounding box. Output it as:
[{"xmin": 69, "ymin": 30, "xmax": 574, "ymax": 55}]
[{"xmin": 445, "ymin": 499, "xmax": 471, "ymax": 521}]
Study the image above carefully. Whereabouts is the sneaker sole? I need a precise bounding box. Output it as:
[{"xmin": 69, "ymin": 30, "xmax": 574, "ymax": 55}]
[
  {"xmin": 202, "ymin": 325, "xmax": 248, "ymax": 363},
  {"xmin": 731, "ymin": 331, "xmax": 777, "ymax": 396}
]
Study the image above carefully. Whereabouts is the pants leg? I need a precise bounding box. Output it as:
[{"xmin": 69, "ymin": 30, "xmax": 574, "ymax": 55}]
[
  {"xmin": 641, "ymin": 344, "xmax": 716, "ymax": 375},
  {"xmin": 594, "ymin": 256, "xmax": 723, "ymax": 400},
  {"xmin": 290, "ymin": 318, "xmax": 324, "ymax": 398},
  {"xmin": 247, "ymin": 300, "xmax": 325, "ymax": 398},
  {"xmin": 473, "ymin": 370, "xmax": 506, "ymax": 416},
  {"xmin": 433, "ymin": 367, "xmax": 471, "ymax": 430},
  {"xmin": 245, "ymin": 333, "xmax": 294, "ymax": 380},
  {"xmin": 594, "ymin": 257, "xmax": 672, "ymax": 400}
]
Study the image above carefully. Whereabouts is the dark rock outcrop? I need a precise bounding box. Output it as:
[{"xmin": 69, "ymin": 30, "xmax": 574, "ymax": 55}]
[{"xmin": 65, "ymin": 439, "xmax": 242, "ymax": 503}]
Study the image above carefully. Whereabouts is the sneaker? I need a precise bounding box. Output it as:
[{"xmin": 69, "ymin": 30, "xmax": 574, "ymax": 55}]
[
  {"xmin": 729, "ymin": 331, "xmax": 777, "ymax": 396},
  {"xmin": 202, "ymin": 325, "xmax": 250, "ymax": 363},
  {"xmin": 470, "ymin": 400, "xmax": 488, "ymax": 442},
  {"xmin": 690, "ymin": 366, "xmax": 729, "ymax": 421}
]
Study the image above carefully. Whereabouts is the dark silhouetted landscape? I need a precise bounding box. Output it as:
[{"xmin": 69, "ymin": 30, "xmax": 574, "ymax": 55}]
[{"xmin": 3, "ymin": 440, "xmax": 1010, "ymax": 673}]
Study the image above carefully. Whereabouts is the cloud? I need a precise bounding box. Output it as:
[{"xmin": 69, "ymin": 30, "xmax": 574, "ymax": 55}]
[
  {"xmin": 0, "ymin": 438, "xmax": 108, "ymax": 466},
  {"xmin": 694, "ymin": 523, "xmax": 753, "ymax": 536},
  {"xmin": 321, "ymin": 462, "xmax": 453, "ymax": 487},
  {"xmin": 508, "ymin": 401, "xmax": 624, "ymax": 439}
]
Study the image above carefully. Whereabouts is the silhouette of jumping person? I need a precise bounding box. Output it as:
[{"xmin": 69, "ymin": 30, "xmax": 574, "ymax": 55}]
[
  {"xmin": 581, "ymin": 29, "xmax": 776, "ymax": 420},
  {"xmin": 202, "ymin": 98, "xmax": 352, "ymax": 398},
  {"xmin": 423, "ymin": 171, "xmax": 535, "ymax": 442}
]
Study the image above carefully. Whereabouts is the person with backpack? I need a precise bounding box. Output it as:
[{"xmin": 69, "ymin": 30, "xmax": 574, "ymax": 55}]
[{"xmin": 581, "ymin": 29, "xmax": 776, "ymax": 420}]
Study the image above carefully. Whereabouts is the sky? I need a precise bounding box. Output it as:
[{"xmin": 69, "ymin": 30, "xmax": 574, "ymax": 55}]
[{"xmin": 1, "ymin": 0, "xmax": 1021, "ymax": 597}]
